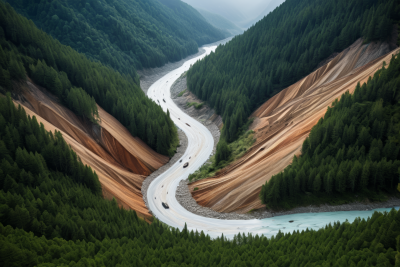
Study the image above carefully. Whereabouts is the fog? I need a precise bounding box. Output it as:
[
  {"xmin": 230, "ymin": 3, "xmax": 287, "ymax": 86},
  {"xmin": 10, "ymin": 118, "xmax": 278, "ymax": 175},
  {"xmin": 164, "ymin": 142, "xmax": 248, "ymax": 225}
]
[{"xmin": 181, "ymin": 0, "xmax": 286, "ymax": 28}]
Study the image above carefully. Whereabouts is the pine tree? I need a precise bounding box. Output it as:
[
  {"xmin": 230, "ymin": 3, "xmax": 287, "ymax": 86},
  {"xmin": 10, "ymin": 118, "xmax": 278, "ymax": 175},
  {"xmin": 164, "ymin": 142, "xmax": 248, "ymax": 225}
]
[
  {"xmin": 366, "ymin": 15, "xmax": 377, "ymax": 41},
  {"xmin": 8, "ymin": 59, "xmax": 25, "ymax": 80},
  {"xmin": 54, "ymin": 76, "xmax": 63, "ymax": 97},
  {"xmin": 313, "ymin": 174, "xmax": 321, "ymax": 193},
  {"xmin": 360, "ymin": 161, "xmax": 370, "ymax": 189},
  {"xmin": 215, "ymin": 140, "xmax": 230, "ymax": 166},
  {"xmin": 147, "ymin": 124, "xmax": 154, "ymax": 148},
  {"xmin": 0, "ymin": 67, "xmax": 8, "ymax": 88},
  {"xmin": 336, "ymin": 170, "xmax": 346, "ymax": 193}
]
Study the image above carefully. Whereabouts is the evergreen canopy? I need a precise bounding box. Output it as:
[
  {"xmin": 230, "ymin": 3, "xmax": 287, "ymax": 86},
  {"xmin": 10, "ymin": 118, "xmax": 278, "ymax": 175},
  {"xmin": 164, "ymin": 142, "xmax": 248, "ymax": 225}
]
[
  {"xmin": 187, "ymin": 0, "xmax": 400, "ymax": 143},
  {"xmin": 260, "ymin": 51, "xmax": 400, "ymax": 209},
  {"xmin": 0, "ymin": 2, "xmax": 178, "ymax": 156},
  {"xmin": 6, "ymin": 0, "xmax": 225, "ymax": 76},
  {"xmin": 1, "ymin": 94, "xmax": 400, "ymax": 266}
]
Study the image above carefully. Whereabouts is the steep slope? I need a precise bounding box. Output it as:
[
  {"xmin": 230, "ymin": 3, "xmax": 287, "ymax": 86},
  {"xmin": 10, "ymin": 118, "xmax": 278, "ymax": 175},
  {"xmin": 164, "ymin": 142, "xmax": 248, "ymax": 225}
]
[
  {"xmin": 2, "ymin": 92, "xmax": 400, "ymax": 267},
  {"xmin": 196, "ymin": 9, "xmax": 243, "ymax": 37},
  {"xmin": 190, "ymin": 39, "xmax": 400, "ymax": 213},
  {"xmin": 0, "ymin": 2, "xmax": 178, "ymax": 157},
  {"xmin": 187, "ymin": 0, "xmax": 399, "ymax": 143},
  {"xmin": 13, "ymin": 79, "xmax": 168, "ymax": 218},
  {"xmin": 7, "ymin": 0, "xmax": 225, "ymax": 74}
]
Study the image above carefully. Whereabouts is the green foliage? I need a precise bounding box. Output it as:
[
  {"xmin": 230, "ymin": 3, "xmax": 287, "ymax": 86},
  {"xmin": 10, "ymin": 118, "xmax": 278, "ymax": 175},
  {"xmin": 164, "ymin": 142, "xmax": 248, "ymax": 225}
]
[
  {"xmin": 0, "ymin": 93, "xmax": 102, "ymax": 193},
  {"xmin": 0, "ymin": 2, "xmax": 178, "ymax": 156},
  {"xmin": 6, "ymin": 0, "xmax": 225, "ymax": 75},
  {"xmin": 398, "ymin": 23, "xmax": 400, "ymax": 46},
  {"xmin": 186, "ymin": 101, "xmax": 204, "ymax": 109},
  {"xmin": 260, "ymin": 53, "xmax": 400, "ymax": 209},
  {"xmin": 189, "ymin": 128, "xmax": 255, "ymax": 182},
  {"xmin": 177, "ymin": 89, "xmax": 186, "ymax": 97},
  {"xmin": 187, "ymin": 0, "xmax": 400, "ymax": 143},
  {"xmin": 66, "ymin": 87, "xmax": 99, "ymax": 124},
  {"xmin": 2, "ymin": 201, "xmax": 400, "ymax": 266},
  {"xmin": 2, "ymin": 86, "xmax": 400, "ymax": 267},
  {"xmin": 215, "ymin": 140, "xmax": 230, "ymax": 166}
]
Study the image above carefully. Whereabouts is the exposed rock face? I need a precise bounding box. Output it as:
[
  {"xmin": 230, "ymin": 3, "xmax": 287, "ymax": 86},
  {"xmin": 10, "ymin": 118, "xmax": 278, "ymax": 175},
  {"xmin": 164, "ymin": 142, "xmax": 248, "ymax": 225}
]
[
  {"xmin": 190, "ymin": 39, "xmax": 400, "ymax": 214},
  {"xmin": 13, "ymin": 80, "xmax": 168, "ymax": 219}
]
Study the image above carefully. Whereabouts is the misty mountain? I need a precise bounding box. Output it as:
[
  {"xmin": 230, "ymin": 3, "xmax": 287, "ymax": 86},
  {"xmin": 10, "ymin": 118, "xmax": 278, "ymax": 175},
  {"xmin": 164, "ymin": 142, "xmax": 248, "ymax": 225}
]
[
  {"xmin": 6, "ymin": 0, "xmax": 225, "ymax": 76},
  {"xmin": 180, "ymin": 0, "xmax": 248, "ymax": 26},
  {"xmin": 240, "ymin": 0, "xmax": 286, "ymax": 28},
  {"xmin": 196, "ymin": 8, "xmax": 243, "ymax": 37}
]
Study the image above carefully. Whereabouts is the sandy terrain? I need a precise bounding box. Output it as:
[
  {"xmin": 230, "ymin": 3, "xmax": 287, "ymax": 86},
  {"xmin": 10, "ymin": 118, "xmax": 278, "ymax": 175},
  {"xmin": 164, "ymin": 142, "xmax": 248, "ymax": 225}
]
[
  {"xmin": 190, "ymin": 39, "xmax": 400, "ymax": 214},
  {"xmin": 13, "ymin": 80, "xmax": 168, "ymax": 219}
]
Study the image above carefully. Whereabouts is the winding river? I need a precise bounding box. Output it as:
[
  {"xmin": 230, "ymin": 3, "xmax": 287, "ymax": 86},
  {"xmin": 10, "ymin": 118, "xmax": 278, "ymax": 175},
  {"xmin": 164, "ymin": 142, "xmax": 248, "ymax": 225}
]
[{"xmin": 146, "ymin": 44, "xmax": 399, "ymax": 239}]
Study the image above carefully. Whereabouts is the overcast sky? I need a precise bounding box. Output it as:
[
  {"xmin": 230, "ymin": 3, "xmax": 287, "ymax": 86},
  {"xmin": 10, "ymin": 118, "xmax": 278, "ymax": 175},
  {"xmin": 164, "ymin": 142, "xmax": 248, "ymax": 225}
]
[
  {"xmin": 181, "ymin": 0, "xmax": 285, "ymax": 27},
  {"xmin": 228, "ymin": 0, "xmax": 275, "ymax": 17}
]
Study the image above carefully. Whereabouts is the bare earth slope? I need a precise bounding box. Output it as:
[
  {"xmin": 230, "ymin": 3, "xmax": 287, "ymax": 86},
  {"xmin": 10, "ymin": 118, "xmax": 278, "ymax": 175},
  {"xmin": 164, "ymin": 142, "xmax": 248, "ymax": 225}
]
[
  {"xmin": 14, "ymin": 81, "xmax": 168, "ymax": 219},
  {"xmin": 190, "ymin": 39, "xmax": 400, "ymax": 213}
]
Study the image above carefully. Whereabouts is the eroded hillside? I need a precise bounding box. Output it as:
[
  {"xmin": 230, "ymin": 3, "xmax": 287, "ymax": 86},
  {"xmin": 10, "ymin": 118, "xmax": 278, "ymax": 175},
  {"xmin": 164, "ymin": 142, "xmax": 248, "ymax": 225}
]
[
  {"xmin": 190, "ymin": 39, "xmax": 400, "ymax": 213},
  {"xmin": 13, "ymin": 80, "xmax": 169, "ymax": 219}
]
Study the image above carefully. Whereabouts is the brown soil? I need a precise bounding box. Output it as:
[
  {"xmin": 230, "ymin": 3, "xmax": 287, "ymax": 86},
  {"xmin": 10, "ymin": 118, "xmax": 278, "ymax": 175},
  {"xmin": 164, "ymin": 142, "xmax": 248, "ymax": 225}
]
[
  {"xmin": 13, "ymin": 79, "xmax": 168, "ymax": 219},
  {"xmin": 190, "ymin": 38, "xmax": 400, "ymax": 214}
]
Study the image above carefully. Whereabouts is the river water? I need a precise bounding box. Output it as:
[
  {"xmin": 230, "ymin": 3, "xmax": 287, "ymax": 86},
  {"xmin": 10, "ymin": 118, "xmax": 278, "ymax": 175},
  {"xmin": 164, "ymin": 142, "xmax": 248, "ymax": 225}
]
[
  {"xmin": 256, "ymin": 207, "xmax": 399, "ymax": 238},
  {"xmin": 145, "ymin": 38, "xmax": 399, "ymax": 239}
]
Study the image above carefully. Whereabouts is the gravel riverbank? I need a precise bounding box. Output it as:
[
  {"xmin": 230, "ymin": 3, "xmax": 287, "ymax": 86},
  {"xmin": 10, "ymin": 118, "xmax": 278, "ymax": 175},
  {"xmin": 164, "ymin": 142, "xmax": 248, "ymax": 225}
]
[
  {"xmin": 140, "ymin": 43, "xmax": 400, "ymax": 221},
  {"xmin": 138, "ymin": 48, "xmax": 206, "ymax": 94},
  {"xmin": 170, "ymin": 75, "xmax": 400, "ymax": 220},
  {"xmin": 141, "ymin": 129, "xmax": 188, "ymax": 214}
]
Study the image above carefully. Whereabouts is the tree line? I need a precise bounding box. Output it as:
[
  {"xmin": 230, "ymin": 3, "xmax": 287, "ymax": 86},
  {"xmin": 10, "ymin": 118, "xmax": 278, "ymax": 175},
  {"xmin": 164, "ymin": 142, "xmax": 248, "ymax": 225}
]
[
  {"xmin": 6, "ymin": 0, "xmax": 225, "ymax": 76},
  {"xmin": 260, "ymin": 52, "xmax": 400, "ymax": 209},
  {"xmin": 0, "ymin": 2, "xmax": 178, "ymax": 156},
  {"xmin": 187, "ymin": 0, "xmax": 400, "ymax": 146},
  {"xmin": 0, "ymin": 93, "xmax": 102, "ymax": 194},
  {"xmin": 1, "ymin": 75, "xmax": 400, "ymax": 267}
]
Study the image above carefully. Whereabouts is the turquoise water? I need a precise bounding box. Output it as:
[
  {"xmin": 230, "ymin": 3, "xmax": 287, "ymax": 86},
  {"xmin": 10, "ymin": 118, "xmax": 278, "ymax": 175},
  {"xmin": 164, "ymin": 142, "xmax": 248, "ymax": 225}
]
[{"xmin": 254, "ymin": 207, "xmax": 400, "ymax": 238}]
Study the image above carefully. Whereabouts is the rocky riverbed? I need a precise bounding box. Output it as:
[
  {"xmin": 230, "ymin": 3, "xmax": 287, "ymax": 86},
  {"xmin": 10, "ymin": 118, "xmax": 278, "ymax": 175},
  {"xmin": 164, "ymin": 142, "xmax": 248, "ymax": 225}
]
[
  {"xmin": 170, "ymin": 74, "xmax": 400, "ymax": 221},
  {"xmin": 138, "ymin": 48, "xmax": 206, "ymax": 94},
  {"xmin": 141, "ymin": 129, "xmax": 188, "ymax": 214},
  {"xmin": 170, "ymin": 74, "xmax": 262, "ymax": 220},
  {"xmin": 140, "ymin": 41, "xmax": 400, "ymax": 221}
]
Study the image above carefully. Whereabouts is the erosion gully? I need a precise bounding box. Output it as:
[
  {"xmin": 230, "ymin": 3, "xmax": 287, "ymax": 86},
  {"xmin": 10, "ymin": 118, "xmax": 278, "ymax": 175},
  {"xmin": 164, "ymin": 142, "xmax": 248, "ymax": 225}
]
[{"xmin": 145, "ymin": 40, "xmax": 399, "ymax": 239}]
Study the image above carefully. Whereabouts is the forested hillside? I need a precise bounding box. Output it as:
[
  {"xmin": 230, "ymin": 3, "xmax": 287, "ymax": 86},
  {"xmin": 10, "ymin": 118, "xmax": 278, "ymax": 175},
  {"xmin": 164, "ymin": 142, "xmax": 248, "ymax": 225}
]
[
  {"xmin": 1, "ymin": 94, "xmax": 400, "ymax": 265},
  {"xmin": 1, "ymin": 105, "xmax": 400, "ymax": 265},
  {"xmin": 187, "ymin": 0, "xmax": 400, "ymax": 144},
  {"xmin": 260, "ymin": 52, "xmax": 400, "ymax": 209},
  {"xmin": 0, "ymin": 2, "xmax": 178, "ymax": 156},
  {"xmin": 6, "ymin": 0, "xmax": 225, "ymax": 76}
]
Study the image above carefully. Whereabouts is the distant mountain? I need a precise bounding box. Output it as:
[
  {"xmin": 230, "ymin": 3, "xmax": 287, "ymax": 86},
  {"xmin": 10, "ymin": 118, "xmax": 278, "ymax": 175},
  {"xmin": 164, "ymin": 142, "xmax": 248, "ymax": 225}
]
[
  {"xmin": 196, "ymin": 8, "xmax": 243, "ymax": 37},
  {"xmin": 180, "ymin": 0, "xmax": 247, "ymax": 25},
  {"xmin": 0, "ymin": 2, "xmax": 179, "ymax": 157},
  {"xmin": 6, "ymin": 0, "xmax": 225, "ymax": 76},
  {"xmin": 240, "ymin": 0, "xmax": 287, "ymax": 28},
  {"xmin": 187, "ymin": 0, "xmax": 398, "ymax": 145}
]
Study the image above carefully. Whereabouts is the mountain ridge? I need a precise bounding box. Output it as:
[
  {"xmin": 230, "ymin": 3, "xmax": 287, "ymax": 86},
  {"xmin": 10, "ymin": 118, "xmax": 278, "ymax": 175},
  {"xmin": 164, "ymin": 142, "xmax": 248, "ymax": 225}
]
[{"xmin": 190, "ymin": 38, "xmax": 399, "ymax": 213}]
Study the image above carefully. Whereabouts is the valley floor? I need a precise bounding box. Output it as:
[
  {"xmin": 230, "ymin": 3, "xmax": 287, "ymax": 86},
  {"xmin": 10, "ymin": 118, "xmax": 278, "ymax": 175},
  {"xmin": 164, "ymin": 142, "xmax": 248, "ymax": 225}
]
[
  {"xmin": 170, "ymin": 64, "xmax": 400, "ymax": 221},
  {"xmin": 190, "ymin": 39, "xmax": 400, "ymax": 214}
]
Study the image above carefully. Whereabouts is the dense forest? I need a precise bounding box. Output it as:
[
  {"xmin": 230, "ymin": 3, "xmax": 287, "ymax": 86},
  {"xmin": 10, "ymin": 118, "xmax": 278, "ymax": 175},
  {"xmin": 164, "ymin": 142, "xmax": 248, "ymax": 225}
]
[
  {"xmin": 260, "ymin": 51, "xmax": 400, "ymax": 209},
  {"xmin": 0, "ymin": 2, "xmax": 178, "ymax": 156},
  {"xmin": 1, "ymin": 98, "xmax": 400, "ymax": 266},
  {"xmin": 2, "ymin": 1, "xmax": 400, "ymax": 265},
  {"xmin": 187, "ymin": 0, "xmax": 400, "ymax": 144},
  {"xmin": 6, "ymin": 0, "xmax": 225, "ymax": 76}
]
